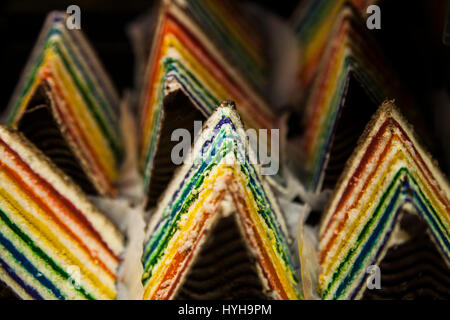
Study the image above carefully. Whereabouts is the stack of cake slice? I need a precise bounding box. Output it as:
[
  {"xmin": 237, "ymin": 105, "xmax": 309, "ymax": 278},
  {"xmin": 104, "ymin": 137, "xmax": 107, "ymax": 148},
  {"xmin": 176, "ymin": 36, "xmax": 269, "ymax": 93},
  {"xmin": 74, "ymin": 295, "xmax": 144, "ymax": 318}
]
[
  {"xmin": 0, "ymin": 125, "xmax": 124, "ymax": 300},
  {"xmin": 5, "ymin": 11, "xmax": 123, "ymax": 197},
  {"xmin": 318, "ymin": 101, "xmax": 450, "ymax": 299},
  {"xmin": 293, "ymin": 5, "xmax": 408, "ymax": 193},
  {"xmin": 138, "ymin": 0, "xmax": 282, "ymax": 209},
  {"xmin": 141, "ymin": 102, "xmax": 300, "ymax": 300}
]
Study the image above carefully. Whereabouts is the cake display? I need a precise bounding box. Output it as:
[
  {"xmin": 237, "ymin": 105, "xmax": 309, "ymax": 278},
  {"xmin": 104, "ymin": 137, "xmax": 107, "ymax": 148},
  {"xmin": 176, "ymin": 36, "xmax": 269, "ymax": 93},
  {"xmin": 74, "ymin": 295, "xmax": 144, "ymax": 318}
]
[
  {"xmin": 0, "ymin": 125, "xmax": 124, "ymax": 299},
  {"xmin": 318, "ymin": 101, "xmax": 450, "ymax": 299},
  {"xmin": 141, "ymin": 102, "xmax": 299, "ymax": 300},
  {"xmin": 5, "ymin": 11, "xmax": 123, "ymax": 196},
  {"xmin": 0, "ymin": 0, "xmax": 449, "ymax": 302}
]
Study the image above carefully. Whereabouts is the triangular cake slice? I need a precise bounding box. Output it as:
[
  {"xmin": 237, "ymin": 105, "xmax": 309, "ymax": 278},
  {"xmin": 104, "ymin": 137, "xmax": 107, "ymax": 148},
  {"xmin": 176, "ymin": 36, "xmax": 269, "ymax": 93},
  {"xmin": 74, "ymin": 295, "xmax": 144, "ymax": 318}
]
[
  {"xmin": 296, "ymin": 5, "xmax": 411, "ymax": 193},
  {"xmin": 0, "ymin": 125, "xmax": 124, "ymax": 300},
  {"xmin": 317, "ymin": 101, "xmax": 450, "ymax": 299},
  {"xmin": 291, "ymin": 0, "xmax": 378, "ymax": 89},
  {"xmin": 138, "ymin": 0, "xmax": 283, "ymax": 208},
  {"xmin": 5, "ymin": 11, "xmax": 123, "ymax": 196},
  {"xmin": 141, "ymin": 102, "xmax": 299, "ymax": 300}
]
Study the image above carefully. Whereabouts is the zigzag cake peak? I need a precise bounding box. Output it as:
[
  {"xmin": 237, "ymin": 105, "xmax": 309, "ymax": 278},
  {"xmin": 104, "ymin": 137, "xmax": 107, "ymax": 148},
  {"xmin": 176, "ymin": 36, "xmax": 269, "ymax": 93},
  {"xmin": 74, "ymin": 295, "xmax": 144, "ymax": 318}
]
[
  {"xmin": 141, "ymin": 102, "xmax": 299, "ymax": 300},
  {"xmin": 317, "ymin": 100, "xmax": 450, "ymax": 299},
  {"xmin": 294, "ymin": 3, "xmax": 407, "ymax": 194},
  {"xmin": 137, "ymin": 0, "xmax": 287, "ymax": 209},
  {"xmin": 5, "ymin": 11, "xmax": 123, "ymax": 197}
]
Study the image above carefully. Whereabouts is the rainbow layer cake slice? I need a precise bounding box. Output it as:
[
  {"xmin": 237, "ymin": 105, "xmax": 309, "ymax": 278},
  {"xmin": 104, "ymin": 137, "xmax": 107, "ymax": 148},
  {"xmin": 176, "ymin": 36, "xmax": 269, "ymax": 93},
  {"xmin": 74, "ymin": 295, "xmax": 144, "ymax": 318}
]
[
  {"xmin": 141, "ymin": 102, "xmax": 299, "ymax": 300},
  {"xmin": 318, "ymin": 101, "xmax": 450, "ymax": 299},
  {"xmin": 5, "ymin": 11, "xmax": 123, "ymax": 196},
  {"xmin": 138, "ymin": 0, "xmax": 281, "ymax": 208},
  {"xmin": 0, "ymin": 125, "xmax": 124, "ymax": 299},
  {"xmin": 291, "ymin": 0, "xmax": 378, "ymax": 90},
  {"xmin": 296, "ymin": 5, "xmax": 409, "ymax": 193}
]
